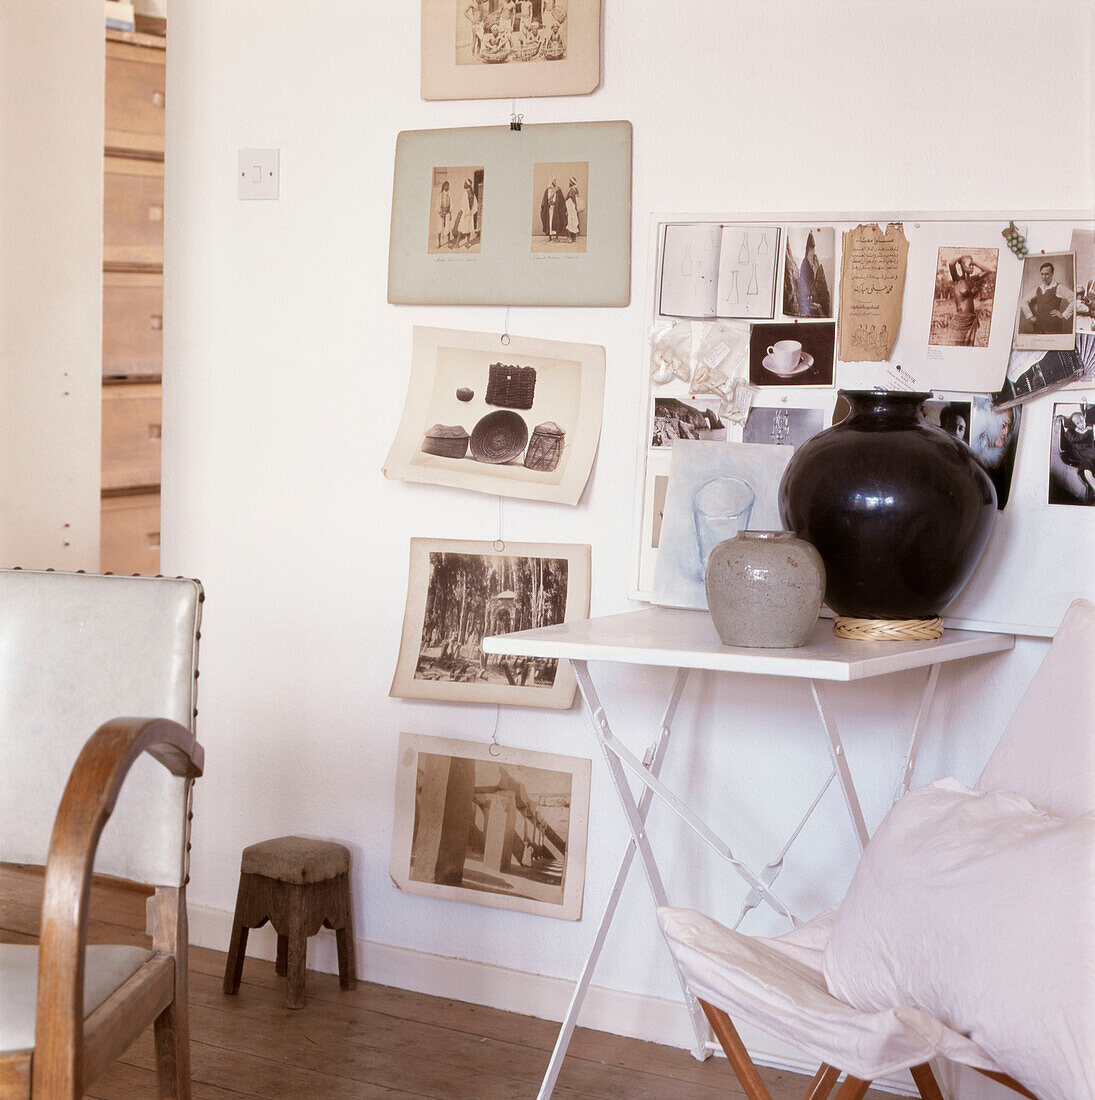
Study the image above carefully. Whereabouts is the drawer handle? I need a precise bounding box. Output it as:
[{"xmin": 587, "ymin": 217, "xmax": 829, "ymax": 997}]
[
  {"xmin": 148, "ymin": 423, "xmax": 162, "ymax": 441},
  {"xmin": 150, "ymin": 314, "xmax": 163, "ymax": 330},
  {"xmin": 148, "ymin": 205, "xmax": 163, "ymax": 222},
  {"xmin": 147, "ymin": 531, "xmax": 161, "ymax": 549},
  {"xmin": 151, "ymin": 90, "xmax": 165, "ymax": 108}
]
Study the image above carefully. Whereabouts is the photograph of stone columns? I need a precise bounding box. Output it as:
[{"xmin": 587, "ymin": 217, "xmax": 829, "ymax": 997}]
[{"xmin": 391, "ymin": 733, "xmax": 591, "ymax": 919}]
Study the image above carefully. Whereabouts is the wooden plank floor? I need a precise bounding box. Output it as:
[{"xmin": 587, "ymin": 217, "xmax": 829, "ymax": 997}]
[{"xmin": 1, "ymin": 864, "xmax": 893, "ymax": 1098}]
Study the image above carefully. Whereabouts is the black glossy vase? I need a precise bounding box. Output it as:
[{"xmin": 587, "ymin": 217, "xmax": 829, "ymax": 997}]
[{"xmin": 777, "ymin": 390, "xmax": 997, "ymax": 621}]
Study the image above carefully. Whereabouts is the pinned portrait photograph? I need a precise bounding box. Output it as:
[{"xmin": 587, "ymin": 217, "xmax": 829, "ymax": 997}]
[{"xmin": 928, "ymin": 247, "xmax": 998, "ymax": 348}]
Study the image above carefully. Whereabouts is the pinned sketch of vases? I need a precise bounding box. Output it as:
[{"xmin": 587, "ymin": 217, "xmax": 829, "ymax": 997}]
[
  {"xmin": 738, "ymin": 233, "xmax": 750, "ymax": 265},
  {"xmin": 721, "ymin": 268, "xmax": 740, "ymax": 306}
]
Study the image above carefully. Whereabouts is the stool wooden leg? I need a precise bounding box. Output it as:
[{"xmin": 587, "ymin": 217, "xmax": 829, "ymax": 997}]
[
  {"xmin": 284, "ymin": 883, "xmax": 307, "ymax": 1009},
  {"xmin": 336, "ymin": 926, "xmax": 357, "ymax": 990},
  {"xmin": 275, "ymin": 934, "xmax": 289, "ymax": 977},
  {"xmin": 222, "ymin": 879, "xmax": 251, "ymax": 996},
  {"xmin": 334, "ymin": 872, "xmax": 357, "ymax": 990}
]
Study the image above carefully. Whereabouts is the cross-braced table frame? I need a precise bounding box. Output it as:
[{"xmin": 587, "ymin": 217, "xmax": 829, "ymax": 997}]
[{"xmin": 482, "ymin": 608, "xmax": 1013, "ymax": 1099}]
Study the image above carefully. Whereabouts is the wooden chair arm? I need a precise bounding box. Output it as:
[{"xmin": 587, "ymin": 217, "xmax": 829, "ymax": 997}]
[{"xmin": 32, "ymin": 717, "xmax": 203, "ymax": 1098}]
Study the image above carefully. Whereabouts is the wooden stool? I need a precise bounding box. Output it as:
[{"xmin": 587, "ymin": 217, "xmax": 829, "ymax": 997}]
[{"xmin": 222, "ymin": 835, "xmax": 357, "ymax": 1008}]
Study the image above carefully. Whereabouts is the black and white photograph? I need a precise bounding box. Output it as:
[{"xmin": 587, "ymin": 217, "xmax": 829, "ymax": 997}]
[
  {"xmin": 421, "ymin": 0, "xmax": 600, "ymax": 101},
  {"xmin": 383, "ymin": 327, "xmax": 605, "ymax": 504},
  {"xmin": 992, "ymin": 347, "xmax": 1085, "ymax": 410},
  {"xmin": 651, "ymin": 395, "xmax": 726, "ymax": 447},
  {"xmin": 390, "ymin": 733, "xmax": 590, "ymax": 920},
  {"xmin": 428, "ymin": 166, "xmax": 483, "ymax": 254},
  {"xmin": 1049, "ymin": 400, "xmax": 1095, "ymax": 506},
  {"xmin": 924, "ymin": 397, "xmax": 972, "ymax": 443},
  {"xmin": 782, "ymin": 226, "xmax": 834, "ymax": 319},
  {"xmin": 743, "ymin": 404, "xmax": 826, "ymax": 449},
  {"xmin": 389, "ymin": 121, "xmax": 630, "ymax": 306},
  {"xmin": 928, "ymin": 247, "xmax": 998, "ymax": 348},
  {"xmin": 748, "ymin": 322, "xmax": 835, "ymax": 387},
  {"xmin": 390, "ymin": 538, "xmax": 590, "ymax": 708},
  {"xmin": 531, "ymin": 161, "xmax": 587, "ymax": 253},
  {"xmin": 1067, "ymin": 332, "xmax": 1095, "ymax": 388},
  {"xmin": 1014, "ymin": 251, "xmax": 1077, "ymax": 351},
  {"xmin": 970, "ymin": 396, "xmax": 1021, "ymax": 510}
]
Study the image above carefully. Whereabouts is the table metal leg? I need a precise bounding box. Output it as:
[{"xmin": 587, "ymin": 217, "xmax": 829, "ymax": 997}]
[
  {"xmin": 573, "ymin": 661, "xmax": 713, "ymax": 1060},
  {"xmin": 810, "ymin": 680, "xmax": 870, "ymax": 850},
  {"xmin": 535, "ymin": 664, "xmax": 694, "ymax": 1099},
  {"xmin": 894, "ymin": 664, "xmax": 941, "ymax": 801}
]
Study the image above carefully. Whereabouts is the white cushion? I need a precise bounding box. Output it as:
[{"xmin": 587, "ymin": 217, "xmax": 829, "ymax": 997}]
[
  {"xmin": 658, "ymin": 905, "xmax": 994, "ymax": 1080},
  {"xmin": 978, "ymin": 596, "xmax": 1095, "ymax": 816},
  {"xmin": 823, "ymin": 778, "xmax": 1095, "ymax": 1100},
  {"xmin": 0, "ymin": 943, "xmax": 153, "ymax": 1052}
]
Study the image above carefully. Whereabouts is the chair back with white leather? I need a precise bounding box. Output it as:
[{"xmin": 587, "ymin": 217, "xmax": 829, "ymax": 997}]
[{"xmin": 0, "ymin": 569, "xmax": 202, "ymax": 886}]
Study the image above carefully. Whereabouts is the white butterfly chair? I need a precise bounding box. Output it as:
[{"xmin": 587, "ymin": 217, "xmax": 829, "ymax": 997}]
[
  {"xmin": 659, "ymin": 597, "xmax": 1095, "ymax": 1100},
  {"xmin": 0, "ymin": 569, "xmax": 204, "ymax": 1099}
]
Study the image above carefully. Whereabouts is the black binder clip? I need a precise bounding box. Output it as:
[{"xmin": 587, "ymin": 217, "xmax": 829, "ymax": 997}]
[{"xmin": 510, "ymin": 113, "xmax": 523, "ymax": 131}]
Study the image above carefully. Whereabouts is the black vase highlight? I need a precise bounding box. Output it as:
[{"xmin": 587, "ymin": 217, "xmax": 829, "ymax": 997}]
[{"xmin": 778, "ymin": 390, "xmax": 997, "ymax": 621}]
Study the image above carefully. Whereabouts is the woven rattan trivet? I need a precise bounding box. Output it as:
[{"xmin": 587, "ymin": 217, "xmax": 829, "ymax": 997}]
[{"xmin": 833, "ymin": 616, "xmax": 944, "ymax": 641}]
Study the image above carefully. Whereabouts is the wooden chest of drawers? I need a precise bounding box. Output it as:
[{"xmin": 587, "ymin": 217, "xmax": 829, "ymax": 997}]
[{"xmin": 101, "ymin": 29, "xmax": 166, "ymax": 575}]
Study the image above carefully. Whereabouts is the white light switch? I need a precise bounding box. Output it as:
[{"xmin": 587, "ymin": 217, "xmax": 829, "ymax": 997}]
[{"xmin": 238, "ymin": 148, "xmax": 279, "ymax": 200}]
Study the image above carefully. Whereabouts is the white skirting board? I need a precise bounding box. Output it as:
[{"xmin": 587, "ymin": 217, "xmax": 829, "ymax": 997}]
[{"xmin": 181, "ymin": 901, "xmax": 918, "ymax": 1097}]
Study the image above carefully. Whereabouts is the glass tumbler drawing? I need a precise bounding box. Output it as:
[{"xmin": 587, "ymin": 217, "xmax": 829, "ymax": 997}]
[{"xmin": 692, "ymin": 476, "xmax": 756, "ymax": 578}]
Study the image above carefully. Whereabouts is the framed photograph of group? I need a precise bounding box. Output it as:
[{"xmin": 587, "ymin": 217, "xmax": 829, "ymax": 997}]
[
  {"xmin": 421, "ymin": 0, "xmax": 602, "ymax": 102},
  {"xmin": 388, "ymin": 120, "xmax": 632, "ymax": 306}
]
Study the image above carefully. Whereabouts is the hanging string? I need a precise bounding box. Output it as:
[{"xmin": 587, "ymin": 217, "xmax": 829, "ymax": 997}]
[
  {"xmin": 501, "ymin": 306, "xmax": 511, "ymax": 346},
  {"xmin": 494, "ymin": 495, "xmax": 505, "ymax": 552},
  {"xmin": 489, "ymin": 705, "xmax": 502, "ymax": 756}
]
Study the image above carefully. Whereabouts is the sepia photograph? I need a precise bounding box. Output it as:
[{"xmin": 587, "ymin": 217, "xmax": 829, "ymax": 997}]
[
  {"xmin": 391, "ymin": 538, "xmax": 590, "ymax": 708},
  {"xmin": 456, "ymin": 0, "xmax": 570, "ymax": 66},
  {"xmin": 389, "ymin": 121, "xmax": 631, "ymax": 306},
  {"xmin": 1013, "ymin": 251, "xmax": 1077, "ymax": 351},
  {"xmin": 531, "ymin": 161, "xmax": 587, "ymax": 253},
  {"xmin": 390, "ymin": 733, "xmax": 591, "ymax": 920},
  {"xmin": 383, "ymin": 326, "xmax": 605, "ymax": 504},
  {"xmin": 428, "ymin": 166, "xmax": 484, "ymax": 254},
  {"xmin": 928, "ymin": 247, "xmax": 998, "ymax": 347},
  {"xmin": 749, "ymin": 322, "xmax": 835, "ymax": 387},
  {"xmin": 782, "ymin": 227, "xmax": 834, "ymax": 319},
  {"xmin": 421, "ymin": 0, "xmax": 600, "ymax": 101},
  {"xmin": 651, "ymin": 395, "xmax": 726, "ymax": 447},
  {"xmin": 1049, "ymin": 400, "xmax": 1095, "ymax": 506},
  {"xmin": 1072, "ymin": 227, "xmax": 1094, "ymax": 333}
]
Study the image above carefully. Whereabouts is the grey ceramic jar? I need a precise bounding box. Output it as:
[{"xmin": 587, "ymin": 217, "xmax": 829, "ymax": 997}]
[{"xmin": 704, "ymin": 531, "xmax": 826, "ymax": 648}]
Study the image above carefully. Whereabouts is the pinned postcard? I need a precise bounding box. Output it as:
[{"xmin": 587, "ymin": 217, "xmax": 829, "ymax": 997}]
[{"xmin": 837, "ymin": 223, "xmax": 909, "ymax": 362}]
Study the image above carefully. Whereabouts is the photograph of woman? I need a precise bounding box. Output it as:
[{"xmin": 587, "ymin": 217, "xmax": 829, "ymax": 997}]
[
  {"xmin": 929, "ymin": 247, "xmax": 998, "ymax": 347},
  {"xmin": 531, "ymin": 161, "xmax": 587, "ymax": 254}
]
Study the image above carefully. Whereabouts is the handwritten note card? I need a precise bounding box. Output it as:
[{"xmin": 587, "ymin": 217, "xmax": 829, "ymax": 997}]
[{"xmin": 837, "ymin": 223, "xmax": 909, "ymax": 362}]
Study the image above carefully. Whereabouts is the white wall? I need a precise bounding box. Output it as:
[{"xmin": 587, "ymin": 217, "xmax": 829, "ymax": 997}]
[
  {"xmin": 163, "ymin": 2, "xmax": 1093, "ymax": 1095},
  {"xmin": 0, "ymin": 6, "xmax": 103, "ymax": 570}
]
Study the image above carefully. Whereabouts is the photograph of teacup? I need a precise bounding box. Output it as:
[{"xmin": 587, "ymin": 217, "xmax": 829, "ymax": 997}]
[
  {"xmin": 749, "ymin": 322, "xmax": 836, "ymax": 388},
  {"xmin": 766, "ymin": 339, "xmax": 803, "ymax": 373}
]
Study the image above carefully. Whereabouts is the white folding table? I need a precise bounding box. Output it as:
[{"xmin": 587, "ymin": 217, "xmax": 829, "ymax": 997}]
[{"xmin": 482, "ymin": 607, "xmax": 1013, "ymax": 1099}]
